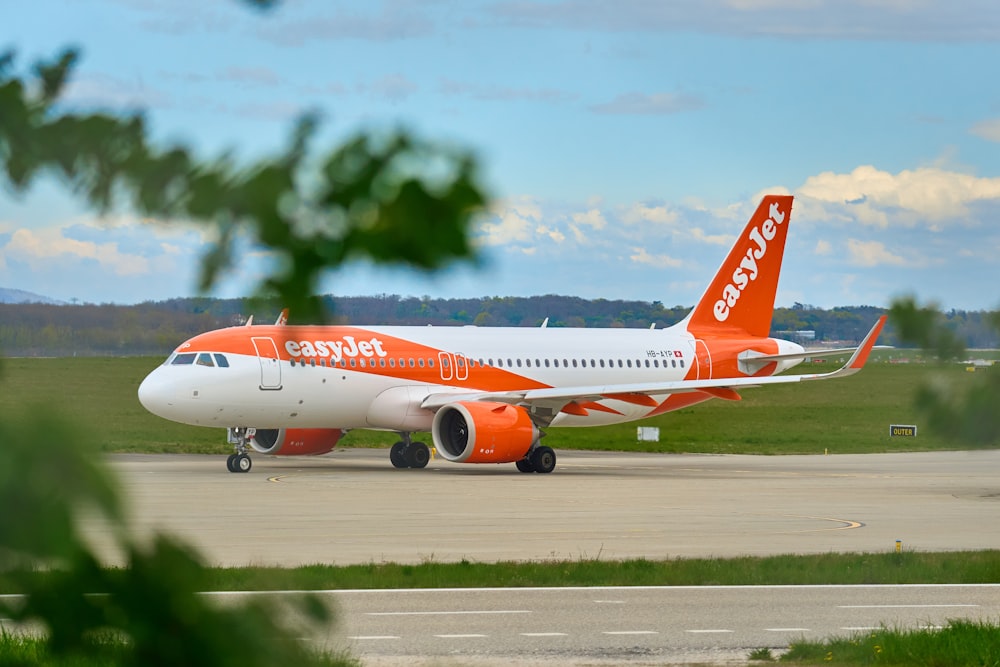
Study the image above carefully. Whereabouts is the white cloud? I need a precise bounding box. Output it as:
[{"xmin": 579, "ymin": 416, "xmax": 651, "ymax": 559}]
[
  {"xmin": 536, "ymin": 225, "xmax": 566, "ymax": 243},
  {"xmin": 478, "ymin": 209, "xmax": 536, "ymax": 246},
  {"xmin": 689, "ymin": 227, "xmax": 732, "ymax": 246},
  {"xmin": 845, "ymin": 239, "xmax": 909, "ymax": 267},
  {"xmin": 814, "ymin": 239, "xmax": 833, "ymax": 255},
  {"xmin": 3, "ymin": 227, "xmax": 150, "ymax": 276},
  {"xmin": 970, "ymin": 118, "xmax": 1000, "ymax": 143},
  {"xmin": 63, "ymin": 73, "xmax": 171, "ymax": 110},
  {"xmin": 590, "ymin": 92, "xmax": 705, "ymax": 115},
  {"xmin": 797, "ymin": 165, "xmax": 1000, "ymax": 226},
  {"xmin": 629, "ymin": 247, "xmax": 684, "ymax": 268},
  {"xmin": 622, "ymin": 203, "xmax": 678, "ymax": 225},
  {"xmin": 571, "ymin": 208, "xmax": 607, "ymax": 230},
  {"xmin": 485, "ymin": 0, "xmax": 1000, "ymax": 41}
]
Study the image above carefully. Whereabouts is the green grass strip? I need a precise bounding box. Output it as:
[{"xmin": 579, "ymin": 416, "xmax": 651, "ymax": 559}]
[
  {"xmin": 3, "ymin": 551, "xmax": 998, "ymax": 594},
  {"xmin": 780, "ymin": 618, "xmax": 1000, "ymax": 665}
]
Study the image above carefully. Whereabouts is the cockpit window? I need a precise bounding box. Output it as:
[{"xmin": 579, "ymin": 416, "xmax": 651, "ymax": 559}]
[
  {"xmin": 196, "ymin": 353, "xmax": 215, "ymax": 367},
  {"xmin": 213, "ymin": 354, "xmax": 230, "ymax": 368},
  {"xmin": 172, "ymin": 353, "xmax": 197, "ymax": 365}
]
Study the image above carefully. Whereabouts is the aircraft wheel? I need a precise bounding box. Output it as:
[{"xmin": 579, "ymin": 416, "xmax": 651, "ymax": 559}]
[
  {"xmin": 235, "ymin": 454, "xmax": 252, "ymax": 473},
  {"xmin": 530, "ymin": 446, "xmax": 556, "ymax": 474},
  {"xmin": 226, "ymin": 453, "xmax": 238, "ymax": 473},
  {"xmin": 515, "ymin": 458, "xmax": 535, "ymax": 473},
  {"xmin": 407, "ymin": 442, "xmax": 431, "ymax": 469},
  {"xmin": 390, "ymin": 441, "xmax": 409, "ymax": 468}
]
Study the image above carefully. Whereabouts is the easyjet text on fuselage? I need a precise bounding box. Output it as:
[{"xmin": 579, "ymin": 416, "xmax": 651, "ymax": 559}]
[{"xmin": 285, "ymin": 335, "xmax": 388, "ymax": 361}]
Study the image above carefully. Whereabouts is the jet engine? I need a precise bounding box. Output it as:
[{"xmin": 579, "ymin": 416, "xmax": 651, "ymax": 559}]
[
  {"xmin": 432, "ymin": 402, "xmax": 539, "ymax": 464},
  {"xmin": 249, "ymin": 428, "xmax": 344, "ymax": 456}
]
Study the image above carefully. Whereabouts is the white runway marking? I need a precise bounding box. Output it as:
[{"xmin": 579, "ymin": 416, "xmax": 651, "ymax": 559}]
[
  {"xmin": 367, "ymin": 609, "xmax": 531, "ymax": 616},
  {"xmin": 766, "ymin": 628, "xmax": 811, "ymax": 632},
  {"xmin": 838, "ymin": 604, "xmax": 979, "ymax": 609},
  {"xmin": 686, "ymin": 629, "xmax": 734, "ymax": 634}
]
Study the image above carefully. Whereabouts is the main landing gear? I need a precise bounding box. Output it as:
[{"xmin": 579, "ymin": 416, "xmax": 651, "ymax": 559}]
[
  {"xmin": 390, "ymin": 434, "xmax": 431, "ymax": 469},
  {"xmin": 515, "ymin": 446, "xmax": 556, "ymax": 474},
  {"xmin": 226, "ymin": 427, "xmax": 253, "ymax": 473}
]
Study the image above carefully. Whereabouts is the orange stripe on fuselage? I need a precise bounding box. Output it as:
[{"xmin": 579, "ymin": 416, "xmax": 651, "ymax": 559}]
[{"xmin": 176, "ymin": 325, "xmax": 553, "ymax": 394}]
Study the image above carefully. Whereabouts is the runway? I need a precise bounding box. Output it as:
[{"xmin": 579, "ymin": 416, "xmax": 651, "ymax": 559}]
[
  {"xmin": 56, "ymin": 449, "xmax": 1000, "ymax": 664},
  {"xmin": 85, "ymin": 448, "xmax": 1000, "ymax": 567}
]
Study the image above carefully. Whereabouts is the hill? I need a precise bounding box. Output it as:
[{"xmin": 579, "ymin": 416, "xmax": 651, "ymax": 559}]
[
  {"xmin": 0, "ymin": 287, "xmax": 63, "ymax": 305},
  {"xmin": 0, "ymin": 295, "xmax": 996, "ymax": 357}
]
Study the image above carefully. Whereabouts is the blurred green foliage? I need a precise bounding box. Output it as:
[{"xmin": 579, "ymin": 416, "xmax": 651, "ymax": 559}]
[
  {"xmin": 0, "ymin": 2, "xmax": 489, "ymax": 661},
  {"xmin": 890, "ymin": 295, "xmax": 999, "ymax": 447},
  {"xmin": 0, "ymin": 49, "xmax": 487, "ymax": 323}
]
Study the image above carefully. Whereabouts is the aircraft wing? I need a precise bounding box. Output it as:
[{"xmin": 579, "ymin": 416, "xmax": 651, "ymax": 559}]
[{"xmin": 421, "ymin": 315, "xmax": 887, "ymax": 413}]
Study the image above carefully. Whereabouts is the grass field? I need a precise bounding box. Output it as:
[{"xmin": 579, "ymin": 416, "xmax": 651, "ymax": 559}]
[
  {"xmin": 0, "ymin": 353, "xmax": 994, "ymax": 455},
  {"xmin": 2, "ymin": 354, "xmax": 998, "ymax": 665}
]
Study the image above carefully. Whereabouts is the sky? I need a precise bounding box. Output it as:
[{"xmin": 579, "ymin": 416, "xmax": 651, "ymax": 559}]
[{"xmin": 2, "ymin": 0, "xmax": 999, "ymax": 311}]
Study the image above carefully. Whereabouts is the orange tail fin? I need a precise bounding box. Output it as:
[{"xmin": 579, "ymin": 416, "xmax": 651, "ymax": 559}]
[{"xmin": 686, "ymin": 194, "xmax": 794, "ymax": 338}]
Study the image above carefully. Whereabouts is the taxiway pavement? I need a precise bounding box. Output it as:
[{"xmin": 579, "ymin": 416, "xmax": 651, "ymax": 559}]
[{"xmin": 84, "ymin": 449, "xmax": 1000, "ymax": 567}]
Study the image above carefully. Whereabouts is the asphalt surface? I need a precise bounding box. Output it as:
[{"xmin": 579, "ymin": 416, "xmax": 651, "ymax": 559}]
[
  {"xmin": 90, "ymin": 448, "xmax": 1000, "ymax": 566},
  {"xmin": 72, "ymin": 449, "xmax": 1000, "ymax": 665}
]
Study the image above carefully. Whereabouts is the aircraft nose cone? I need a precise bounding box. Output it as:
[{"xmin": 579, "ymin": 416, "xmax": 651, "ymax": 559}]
[{"xmin": 137, "ymin": 369, "xmax": 172, "ymax": 418}]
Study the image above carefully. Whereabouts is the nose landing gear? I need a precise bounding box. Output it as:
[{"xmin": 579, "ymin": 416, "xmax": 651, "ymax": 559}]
[{"xmin": 226, "ymin": 427, "xmax": 254, "ymax": 473}]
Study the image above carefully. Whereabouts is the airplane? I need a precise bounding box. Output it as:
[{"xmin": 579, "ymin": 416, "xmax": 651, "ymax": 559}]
[{"xmin": 138, "ymin": 194, "xmax": 887, "ymax": 474}]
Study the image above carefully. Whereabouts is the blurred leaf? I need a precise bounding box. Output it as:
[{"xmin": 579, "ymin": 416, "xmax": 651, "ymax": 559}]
[
  {"xmin": 890, "ymin": 295, "xmax": 998, "ymax": 447},
  {"xmin": 889, "ymin": 295, "xmax": 966, "ymax": 361},
  {"xmin": 0, "ymin": 405, "xmax": 123, "ymax": 564},
  {"xmin": 0, "ymin": 54, "xmax": 489, "ymax": 323}
]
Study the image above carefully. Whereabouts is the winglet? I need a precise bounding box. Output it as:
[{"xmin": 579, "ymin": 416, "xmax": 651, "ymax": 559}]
[
  {"xmin": 275, "ymin": 309, "xmax": 289, "ymax": 326},
  {"xmin": 807, "ymin": 315, "xmax": 887, "ymax": 381},
  {"xmin": 846, "ymin": 314, "xmax": 887, "ymax": 370}
]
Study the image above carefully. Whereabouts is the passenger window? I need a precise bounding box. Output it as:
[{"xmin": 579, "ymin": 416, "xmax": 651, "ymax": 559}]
[
  {"xmin": 172, "ymin": 353, "xmax": 197, "ymax": 365},
  {"xmin": 213, "ymin": 354, "xmax": 230, "ymax": 368}
]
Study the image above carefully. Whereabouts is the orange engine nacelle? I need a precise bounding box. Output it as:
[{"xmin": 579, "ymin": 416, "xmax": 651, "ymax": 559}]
[
  {"xmin": 432, "ymin": 402, "xmax": 539, "ymax": 464},
  {"xmin": 249, "ymin": 428, "xmax": 343, "ymax": 456}
]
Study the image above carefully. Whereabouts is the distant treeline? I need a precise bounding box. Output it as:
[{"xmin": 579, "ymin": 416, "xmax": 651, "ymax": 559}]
[{"xmin": 0, "ymin": 295, "xmax": 996, "ymax": 357}]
